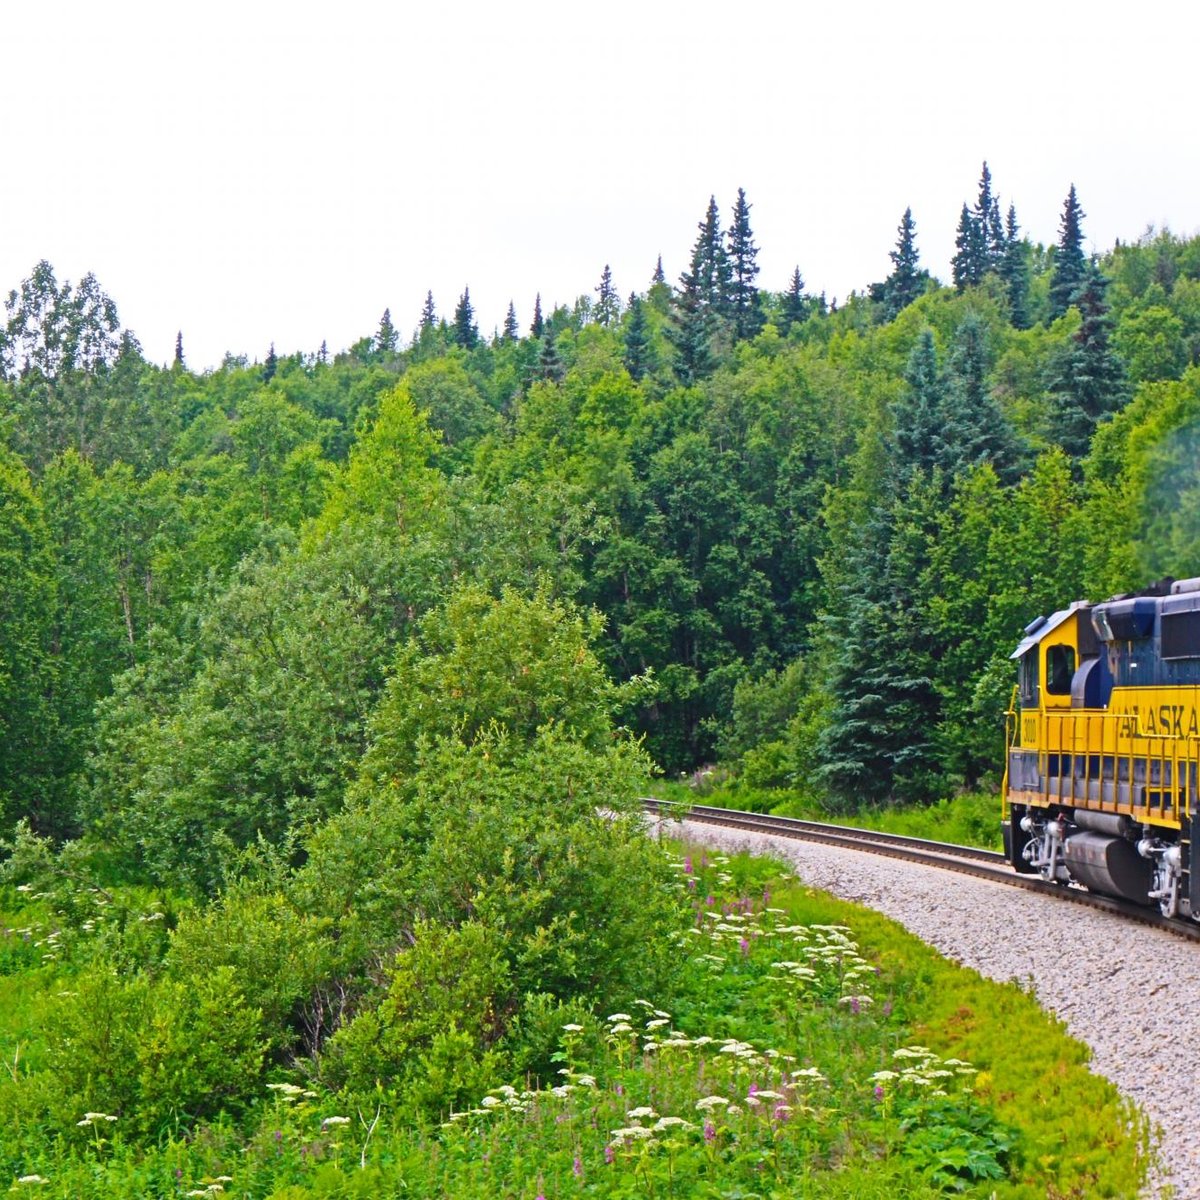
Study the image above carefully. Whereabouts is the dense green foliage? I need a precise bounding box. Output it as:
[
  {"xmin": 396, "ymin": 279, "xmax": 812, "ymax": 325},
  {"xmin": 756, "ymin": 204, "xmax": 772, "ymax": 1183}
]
[
  {"xmin": 0, "ymin": 170, "xmax": 1188, "ymax": 1194},
  {"xmin": 1, "ymin": 176, "xmax": 1199, "ymax": 827}
]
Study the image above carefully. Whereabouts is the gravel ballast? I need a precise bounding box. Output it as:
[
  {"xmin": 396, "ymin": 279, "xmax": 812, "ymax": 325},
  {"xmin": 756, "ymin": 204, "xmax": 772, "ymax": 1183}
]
[{"xmin": 665, "ymin": 816, "xmax": 1200, "ymax": 1199}]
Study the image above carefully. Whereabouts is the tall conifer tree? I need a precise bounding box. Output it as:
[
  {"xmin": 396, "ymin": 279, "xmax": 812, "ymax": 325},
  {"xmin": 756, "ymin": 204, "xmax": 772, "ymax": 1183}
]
[
  {"xmin": 594, "ymin": 264, "xmax": 620, "ymax": 327},
  {"xmin": 502, "ymin": 301, "xmax": 519, "ymax": 341},
  {"xmin": 780, "ymin": 266, "xmax": 807, "ymax": 332},
  {"xmin": 999, "ymin": 204, "xmax": 1031, "ymax": 329},
  {"xmin": 173, "ymin": 331, "xmax": 184, "ymax": 367},
  {"xmin": 530, "ymin": 293, "xmax": 544, "ymax": 339},
  {"xmin": 883, "ymin": 208, "xmax": 924, "ymax": 318},
  {"xmin": 726, "ymin": 188, "xmax": 763, "ymax": 339},
  {"xmin": 1048, "ymin": 262, "xmax": 1127, "ymax": 458},
  {"xmin": 1049, "ymin": 184, "xmax": 1088, "ymax": 320},
  {"xmin": 623, "ymin": 295, "xmax": 651, "ymax": 381},
  {"xmin": 376, "ymin": 308, "xmax": 398, "ymax": 353},
  {"xmin": 452, "ymin": 288, "xmax": 479, "ymax": 349},
  {"xmin": 420, "ymin": 290, "xmax": 436, "ymax": 328}
]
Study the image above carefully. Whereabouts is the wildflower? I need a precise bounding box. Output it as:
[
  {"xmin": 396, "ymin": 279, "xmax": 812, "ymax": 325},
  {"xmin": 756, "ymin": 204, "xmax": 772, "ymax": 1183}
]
[
  {"xmin": 608, "ymin": 1022, "xmax": 634, "ymax": 1035},
  {"xmin": 604, "ymin": 1145, "xmax": 615, "ymax": 1165},
  {"xmin": 752, "ymin": 1090, "xmax": 784, "ymax": 1101},
  {"xmin": 573, "ymin": 1155, "xmax": 583, "ymax": 1178},
  {"xmin": 653, "ymin": 1116, "xmax": 693, "ymax": 1131},
  {"xmin": 873, "ymin": 1084, "xmax": 885, "ymax": 1101},
  {"xmin": 576, "ymin": 1074, "xmax": 597, "ymax": 1088},
  {"xmin": 321, "ymin": 1116, "xmax": 351, "ymax": 1128},
  {"xmin": 479, "ymin": 1096, "xmax": 503, "ymax": 1108},
  {"xmin": 869, "ymin": 1070, "xmax": 898, "ymax": 1082},
  {"xmin": 727, "ymin": 1105, "xmax": 742, "ymax": 1116},
  {"xmin": 739, "ymin": 937, "xmax": 750, "ymax": 956},
  {"xmin": 645, "ymin": 1017, "xmax": 669, "ymax": 1029},
  {"xmin": 606, "ymin": 1013, "xmax": 631, "ymax": 1023},
  {"xmin": 683, "ymin": 855, "xmax": 693, "ymax": 874},
  {"xmin": 695, "ymin": 1095, "xmax": 729, "ymax": 1111},
  {"xmin": 703, "ymin": 1121, "xmax": 716, "ymax": 1143},
  {"xmin": 561, "ymin": 1022, "xmax": 583, "ymax": 1033},
  {"xmin": 16, "ymin": 1178, "xmax": 49, "ymax": 1186},
  {"xmin": 793, "ymin": 1067, "xmax": 825, "ymax": 1081},
  {"xmin": 773, "ymin": 1104, "xmax": 792, "ymax": 1120},
  {"xmin": 627, "ymin": 1106, "xmax": 657, "ymax": 1119},
  {"xmin": 266, "ymin": 1083, "xmax": 305, "ymax": 1098}
]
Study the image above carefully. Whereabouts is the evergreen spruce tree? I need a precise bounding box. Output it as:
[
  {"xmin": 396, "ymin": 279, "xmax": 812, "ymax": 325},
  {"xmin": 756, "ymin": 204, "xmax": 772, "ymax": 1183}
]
[
  {"xmin": 452, "ymin": 288, "xmax": 479, "ymax": 350},
  {"xmin": 318, "ymin": 339, "xmax": 328, "ymax": 364},
  {"xmin": 1049, "ymin": 184, "xmax": 1088, "ymax": 320},
  {"xmin": 376, "ymin": 308, "xmax": 398, "ymax": 354},
  {"xmin": 890, "ymin": 330, "xmax": 946, "ymax": 484},
  {"xmin": 1048, "ymin": 262, "xmax": 1128, "ymax": 458},
  {"xmin": 669, "ymin": 247, "xmax": 716, "ymax": 385},
  {"xmin": 623, "ymin": 295, "xmax": 651, "ymax": 381},
  {"xmin": 998, "ymin": 204, "xmax": 1031, "ymax": 329},
  {"xmin": 263, "ymin": 342, "xmax": 277, "ymax": 383},
  {"xmin": 173, "ymin": 331, "xmax": 184, "ymax": 368},
  {"xmin": 594, "ymin": 264, "xmax": 620, "ymax": 327},
  {"xmin": 883, "ymin": 207, "xmax": 924, "ymax": 319},
  {"xmin": 502, "ymin": 301, "xmax": 519, "ymax": 342},
  {"xmin": 951, "ymin": 203, "xmax": 986, "ymax": 290},
  {"xmin": 726, "ymin": 187, "xmax": 763, "ymax": 340},
  {"xmin": 973, "ymin": 162, "xmax": 1006, "ymax": 272},
  {"xmin": 693, "ymin": 196, "xmax": 732, "ymax": 312},
  {"xmin": 535, "ymin": 332, "xmax": 564, "ymax": 383},
  {"xmin": 942, "ymin": 312, "xmax": 1021, "ymax": 480},
  {"xmin": 780, "ymin": 266, "xmax": 807, "ymax": 333},
  {"xmin": 420, "ymin": 290, "xmax": 436, "ymax": 329},
  {"xmin": 651, "ymin": 255, "xmax": 665, "ymax": 285},
  {"xmin": 530, "ymin": 293, "xmax": 544, "ymax": 339}
]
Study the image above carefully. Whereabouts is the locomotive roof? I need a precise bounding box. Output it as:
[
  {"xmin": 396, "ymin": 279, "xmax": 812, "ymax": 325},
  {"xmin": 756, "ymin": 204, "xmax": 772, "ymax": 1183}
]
[{"xmin": 1009, "ymin": 601, "xmax": 1090, "ymax": 660}]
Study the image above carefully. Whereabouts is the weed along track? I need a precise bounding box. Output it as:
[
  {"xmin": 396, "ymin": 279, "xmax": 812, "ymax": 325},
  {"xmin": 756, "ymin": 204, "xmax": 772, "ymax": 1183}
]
[
  {"xmin": 649, "ymin": 797, "xmax": 1200, "ymax": 1197},
  {"xmin": 644, "ymin": 798, "xmax": 1200, "ymax": 943}
]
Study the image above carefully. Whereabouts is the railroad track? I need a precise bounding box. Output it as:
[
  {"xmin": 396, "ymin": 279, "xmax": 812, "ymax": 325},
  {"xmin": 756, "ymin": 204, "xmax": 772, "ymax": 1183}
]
[{"xmin": 643, "ymin": 797, "xmax": 1200, "ymax": 943}]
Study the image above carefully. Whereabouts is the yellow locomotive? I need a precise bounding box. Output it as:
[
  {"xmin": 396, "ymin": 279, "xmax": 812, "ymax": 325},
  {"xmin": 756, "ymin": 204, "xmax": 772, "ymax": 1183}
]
[{"xmin": 1003, "ymin": 578, "xmax": 1200, "ymax": 919}]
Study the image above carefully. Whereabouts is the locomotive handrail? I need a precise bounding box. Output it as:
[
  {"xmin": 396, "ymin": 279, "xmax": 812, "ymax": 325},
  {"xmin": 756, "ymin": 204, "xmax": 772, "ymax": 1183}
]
[{"xmin": 1024, "ymin": 707, "xmax": 1200, "ymax": 825}]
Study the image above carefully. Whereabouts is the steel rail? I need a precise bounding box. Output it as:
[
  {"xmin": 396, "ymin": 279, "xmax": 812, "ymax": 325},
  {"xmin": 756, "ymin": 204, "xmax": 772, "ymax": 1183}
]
[{"xmin": 643, "ymin": 797, "xmax": 1200, "ymax": 943}]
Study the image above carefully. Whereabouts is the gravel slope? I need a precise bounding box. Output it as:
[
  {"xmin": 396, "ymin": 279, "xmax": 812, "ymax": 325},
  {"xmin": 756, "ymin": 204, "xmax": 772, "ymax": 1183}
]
[{"xmin": 665, "ymin": 816, "xmax": 1200, "ymax": 1200}]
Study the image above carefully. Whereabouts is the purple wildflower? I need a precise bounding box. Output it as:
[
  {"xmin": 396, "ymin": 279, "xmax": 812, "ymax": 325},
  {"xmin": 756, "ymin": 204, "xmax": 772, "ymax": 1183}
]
[
  {"xmin": 773, "ymin": 1104, "xmax": 789, "ymax": 1122},
  {"xmin": 739, "ymin": 937, "xmax": 750, "ymax": 957},
  {"xmin": 882, "ymin": 1000, "xmax": 893, "ymax": 1016},
  {"xmin": 704, "ymin": 1121, "xmax": 716, "ymax": 1143},
  {"xmin": 705, "ymin": 894, "xmax": 715, "ymax": 907},
  {"xmin": 874, "ymin": 1084, "xmax": 885, "ymax": 1101},
  {"xmin": 850, "ymin": 997, "xmax": 860, "ymax": 1014},
  {"xmin": 687, "ymin": 877, "xmax": 697, "ymax": 891},
  {"xmin": 762, "ymin": 887, "xmax": 771, "ymax": 904},
  {"xmin": 683, "ymin": 855, "xmax": 693, "ymax": 874},
  {"xmin": 604, "ymin": 1145, "xmax": 615, "ymax": 1165},
  {"xmin": 749, "ymin": 1082, "xmax": 758, "ymax": 1096},
  {"xmin": 573, "ymin": 1155, "xmax": 583, "ymax": 1178}
]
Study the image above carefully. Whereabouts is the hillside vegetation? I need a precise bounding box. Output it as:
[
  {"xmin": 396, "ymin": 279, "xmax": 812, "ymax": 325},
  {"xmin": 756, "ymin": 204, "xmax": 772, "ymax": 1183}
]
[{"xmin": 0, "ymin": 165, "xmax": 1184, "ymax": 1192}]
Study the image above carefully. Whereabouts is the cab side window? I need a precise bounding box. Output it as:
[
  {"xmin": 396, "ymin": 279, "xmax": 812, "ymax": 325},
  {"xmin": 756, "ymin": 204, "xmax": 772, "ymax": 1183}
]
[
  {"xmin": 1045, "ymin": 644, "xmax": 1076, "ymax": 695},
  {"xmin": 1019, "ymin": 649, "xmax": 1039, "ymax": 705}
]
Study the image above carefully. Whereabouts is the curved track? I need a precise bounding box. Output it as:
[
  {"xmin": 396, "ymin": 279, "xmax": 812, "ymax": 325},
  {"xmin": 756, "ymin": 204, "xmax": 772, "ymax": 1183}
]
[{"xmin": 643, "ymin": 797, "xmax": 1200, "ymax": 943}]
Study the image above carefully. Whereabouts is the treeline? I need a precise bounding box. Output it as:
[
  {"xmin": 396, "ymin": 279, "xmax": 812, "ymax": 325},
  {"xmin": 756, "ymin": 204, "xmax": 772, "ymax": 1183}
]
[{"xmin": 2, "ymin": 163, "xmax": 1200, "ymax": 860}]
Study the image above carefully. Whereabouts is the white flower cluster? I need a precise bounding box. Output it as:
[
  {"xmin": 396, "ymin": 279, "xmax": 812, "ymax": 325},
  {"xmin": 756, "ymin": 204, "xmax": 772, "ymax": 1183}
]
[{"xmin": 870, "ymin": 1045, "xmax": 978, "ymax": 1097}]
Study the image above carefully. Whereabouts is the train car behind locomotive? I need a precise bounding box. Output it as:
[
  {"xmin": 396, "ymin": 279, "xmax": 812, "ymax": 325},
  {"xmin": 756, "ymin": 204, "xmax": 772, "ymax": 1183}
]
[{"xmin": 1003, "ymin": 576, "xmax": 1200, "ymax": 919}]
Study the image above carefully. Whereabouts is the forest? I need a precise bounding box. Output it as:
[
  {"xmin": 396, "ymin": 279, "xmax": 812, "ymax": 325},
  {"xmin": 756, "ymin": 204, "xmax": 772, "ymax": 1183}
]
[
  {"xmin": 2, "ymin": 167, "xmax": 1197, "ymax": 848},
  {"xmin": 0, "ymin": 163, "xmax": 1188, "ymax": 1194}
]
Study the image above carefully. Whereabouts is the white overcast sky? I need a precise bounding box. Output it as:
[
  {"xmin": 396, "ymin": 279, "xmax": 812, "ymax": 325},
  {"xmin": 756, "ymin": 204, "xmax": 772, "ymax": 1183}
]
[{"xmin": 2, "ymin": 1, "xmax": 1196, "ymax": 370}]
